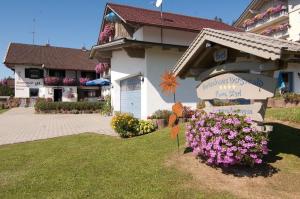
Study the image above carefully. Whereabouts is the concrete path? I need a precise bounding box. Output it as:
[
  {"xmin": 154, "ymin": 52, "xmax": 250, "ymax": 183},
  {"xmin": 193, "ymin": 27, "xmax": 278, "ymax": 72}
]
[{"xmin": 0, "ymin": 108, "xmax": 117, "ymax": 146}]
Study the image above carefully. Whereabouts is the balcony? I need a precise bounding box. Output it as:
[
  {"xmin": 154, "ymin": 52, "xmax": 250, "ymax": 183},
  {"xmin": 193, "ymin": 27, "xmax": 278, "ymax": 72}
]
[
  {"xmin": 246, "ymin": 10, "xmax": 288, "ymax": 32},
  {"xmin": 243, "ymin": 4, "xmax": 289, "ymax": 32},
  {"xmin": 260, "ymin": 23, "xmax": 290, "ymax": 39}
]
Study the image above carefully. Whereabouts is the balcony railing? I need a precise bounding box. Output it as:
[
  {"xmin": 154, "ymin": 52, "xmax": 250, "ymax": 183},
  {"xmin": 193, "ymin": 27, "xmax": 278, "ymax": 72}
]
[
  {"xmin": 245, "ymin": 10, "xmax": 288, "ymax": 31},
  {"xmin": 44, "ymin": 77, "xmax": 91, "ymax": 86}
]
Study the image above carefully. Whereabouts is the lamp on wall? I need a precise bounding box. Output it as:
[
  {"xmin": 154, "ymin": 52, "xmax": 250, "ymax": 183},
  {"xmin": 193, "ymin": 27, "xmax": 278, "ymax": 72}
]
[{"xmin": 298, "ymin": 72, "xmax": 300, "ymax": 78}]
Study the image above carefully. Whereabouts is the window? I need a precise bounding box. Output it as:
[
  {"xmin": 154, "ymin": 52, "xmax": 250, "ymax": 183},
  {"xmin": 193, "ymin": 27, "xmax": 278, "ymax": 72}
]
[
  {"xmin": 88, "ymin": 90, "xmax": 96, "ymax": 97},
  {"xmin": 81, "ymin": 71, "xmax": 96, "ymax": 79},
  {"xmin": 49, "ymin": 70, "xmax": 65, "ymax": 78},
  {"xmin": 29, "ymin": 88, "xmax": 39, "ymax": 97},
  {"xmin": 25, "ymin": 68, "xmax": 43, "ymax": 79}
]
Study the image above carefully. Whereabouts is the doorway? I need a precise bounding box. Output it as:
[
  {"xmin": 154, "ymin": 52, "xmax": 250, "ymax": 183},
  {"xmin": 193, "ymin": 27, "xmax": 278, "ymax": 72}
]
[{"xmin": 54, "ymin": 89, "xmax": 63, "ymax": 102}]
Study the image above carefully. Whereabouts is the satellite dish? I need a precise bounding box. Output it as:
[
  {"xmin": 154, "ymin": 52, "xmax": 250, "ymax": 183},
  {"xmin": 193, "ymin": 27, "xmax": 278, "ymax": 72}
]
[{"xmin": 155, "ymin": 0, "xmax": 163, "ymax": 7}]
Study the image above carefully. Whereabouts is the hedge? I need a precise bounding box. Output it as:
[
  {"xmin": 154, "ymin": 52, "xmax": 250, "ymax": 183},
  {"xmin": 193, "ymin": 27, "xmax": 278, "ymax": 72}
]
[{"xmin": 35, "ymin": 100, "xmax": 104, "ymax": 113}]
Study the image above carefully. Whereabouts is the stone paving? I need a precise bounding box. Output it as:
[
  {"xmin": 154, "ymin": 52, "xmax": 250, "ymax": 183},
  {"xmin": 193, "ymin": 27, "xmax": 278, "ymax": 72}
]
[{"xmin": 0, "ymin": 108, "xmax": 117, "ymax": 146}]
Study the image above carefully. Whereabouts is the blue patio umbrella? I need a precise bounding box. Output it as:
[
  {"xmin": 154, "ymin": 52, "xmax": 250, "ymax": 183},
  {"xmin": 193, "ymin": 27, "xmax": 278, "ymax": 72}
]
[
  {"xmin": 85, "ymin": 78, "xmax": 110, "ymax": 86},
  {"xmin": 104, "ymin": 12, "xmax": 118, "ymax": 22}
]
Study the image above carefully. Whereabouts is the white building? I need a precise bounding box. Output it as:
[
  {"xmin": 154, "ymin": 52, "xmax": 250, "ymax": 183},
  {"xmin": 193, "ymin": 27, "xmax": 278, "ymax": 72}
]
[
  {"xmin": 234, "ymin": 0, "xmax": 300, "ymax": 93},
  {"xmin": 4, "ymin": 43, "xmax": 104, "ymax": 103},
  {"xmin": 91, "ymin": 3, "xmax": 237, "ymax": 119}
]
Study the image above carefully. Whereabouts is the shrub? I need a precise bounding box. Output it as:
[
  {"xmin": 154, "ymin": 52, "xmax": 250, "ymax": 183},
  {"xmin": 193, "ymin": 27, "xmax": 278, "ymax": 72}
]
[
  {"xmin": 101, "ymin": 95, "xmax": 112, "ymax": 116},
  {"xmin": 283, "ymin": 93, "xmax": 300, "ymax": 104},
  {"xmin": 186, "ymin": 111, "xmax": 269, "ymax": 167},
  {"xmin": 0, "ymin": 85, "xmax": 14, "ymax": 96},
  {"xmin": 35, "ymin": 100, "xmax": 104, "ymax": 113},
  {"xmin": 111, "ymin": 112, "xmax": 139, "ymax": 137},
  {"xmin": 148, "ymin": 110, "xmax": 172, "ymax": 120},
  {"xmin": 138, "ymin": 120, "xmax": 157, "ymax": 135},
  {"xmin": 182, "ymin": 106, "xmax": 196, "ymax": 119}
]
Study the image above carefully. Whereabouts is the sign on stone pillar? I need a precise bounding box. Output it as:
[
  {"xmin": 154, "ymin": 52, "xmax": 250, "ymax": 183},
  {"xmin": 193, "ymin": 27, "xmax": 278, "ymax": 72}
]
[{"xmin": 196, "ymin": 63, "xmax": 277, "ymax": 130}]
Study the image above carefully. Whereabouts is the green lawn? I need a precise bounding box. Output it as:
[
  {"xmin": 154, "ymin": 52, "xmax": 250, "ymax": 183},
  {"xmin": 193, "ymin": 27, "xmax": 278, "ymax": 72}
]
[
  {"xmin": 266, "ymin": 107, "xmax": 300, "ymax": 123},
  {"xmin": 0, "ymin": 109, "xmax": 8, "ymax": 114},
  {"xmin": 0, "ymin": 129, "xmax": 233, "ymax": 199}
]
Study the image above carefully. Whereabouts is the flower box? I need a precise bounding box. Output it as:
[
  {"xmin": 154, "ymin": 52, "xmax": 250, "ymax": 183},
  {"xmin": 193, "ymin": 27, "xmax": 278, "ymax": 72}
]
[
  {"xmin": 63, "ymin": 77, "xmax": 77, "ymax": 86},
  {"xmin": 79, "ymin": 78, "xmax": 90, "ymax": 86},
  {"xmin": 44, "ymin": 77, "xmax": 62, "ymax": 86}
]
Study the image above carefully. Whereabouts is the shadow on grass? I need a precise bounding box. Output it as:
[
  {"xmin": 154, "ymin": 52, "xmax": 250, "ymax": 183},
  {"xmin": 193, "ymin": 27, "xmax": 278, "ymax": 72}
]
[
  {"xmin": 184, "ymin": 123, "xmax": 300, "ymax": 178},
  {"xmin": 266, "ymin": 122, "xmax": 300, "ymax": 160}
]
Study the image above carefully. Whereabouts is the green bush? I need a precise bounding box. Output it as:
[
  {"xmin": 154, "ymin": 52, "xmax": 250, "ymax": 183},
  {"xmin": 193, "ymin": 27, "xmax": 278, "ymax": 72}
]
[
  {"xmin": 35, "ymin": 99, "xmax": 104, "ymax": 113},
  {"xmin": 0, "ymin": 85, "xmax": 14, "ymax": 96},
  {"xmin": 138, "ymin": 120, "xmax": 157, "ymax": 135},
  {"xmin": 148, "ymin": 110, "xmax": 172, "ymax": 120},
  {"xmin": 101, "ymin": 95, "xmax": 112, "ymax": 116},
  {"xmin": 111, "ymin": 112, "xmax": 140, "ymax": 138},
  {"xmin": 283, "ymin": 93, "xmax": 300, "ymax": 104}
]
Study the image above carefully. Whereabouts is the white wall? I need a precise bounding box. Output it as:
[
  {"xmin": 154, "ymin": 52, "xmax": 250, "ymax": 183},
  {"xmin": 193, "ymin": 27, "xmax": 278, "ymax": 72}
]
[
  {"xmin": 14, "ymin": 65, "xmax": 44, "ymax": 98},
  {"xmin": 133, "ymin": 26, "xmax": 198, "ymax": 46},
  {"xmin": 145, "ymin": 47, "xmax": 198, "ymax": 118},
  {"xmin": 110, "ymin": 49, "xmax": 146, "ymax": 115},
  {"xmin": 288, "ymin": 0, "xmax": 300, "ymax": 41},
  {"xmin": 40, "ymin": 86, "xmax": 78, "ymax": 102}
]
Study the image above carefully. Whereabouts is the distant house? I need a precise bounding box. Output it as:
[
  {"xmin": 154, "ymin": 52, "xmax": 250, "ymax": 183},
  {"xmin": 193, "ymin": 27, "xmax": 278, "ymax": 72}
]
[
  {"xmin": 234, "ymin": 0, "xmax": 300, "ymax": 93},
  {"xmin": 90, "ymin": 3, "xmax": 237, "ymax": 119},
  {"xmin": 3, "ymin": 43, "xmax": 104, "ymax": 102}
]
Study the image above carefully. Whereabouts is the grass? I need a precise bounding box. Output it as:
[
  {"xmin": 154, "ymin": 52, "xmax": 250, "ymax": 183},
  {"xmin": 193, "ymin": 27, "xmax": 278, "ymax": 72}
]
[
  {"xmin": 0, "ymin": 109, "xmax": 8, "ymax": 114},
  {"xmin": 0, "ymin": 128, "xmax": 233, "ymax": 199},
  {"xmin": 266, "ymin": 107, "xmax": 300, "ymax": 123}
]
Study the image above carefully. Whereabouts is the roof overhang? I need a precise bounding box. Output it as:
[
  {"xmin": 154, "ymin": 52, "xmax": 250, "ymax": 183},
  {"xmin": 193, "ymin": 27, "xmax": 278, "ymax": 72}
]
[
  {"xmin": 90, "ymin": 38, "xmax": 188, "ymax": 59},
  {"xmin": 173, "ymin": 28, "xmax": 300, "ymax": 77}
]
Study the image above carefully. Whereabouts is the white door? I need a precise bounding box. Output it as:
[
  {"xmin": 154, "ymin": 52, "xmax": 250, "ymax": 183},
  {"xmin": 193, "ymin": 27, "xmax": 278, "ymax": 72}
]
[{"xmin": 120, "ymin": 76, "xmax": 141, "ymax": 118}]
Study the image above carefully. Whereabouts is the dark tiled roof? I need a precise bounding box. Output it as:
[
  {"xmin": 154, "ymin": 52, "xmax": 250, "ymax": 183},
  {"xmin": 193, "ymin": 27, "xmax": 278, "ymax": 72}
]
[
  {"xmin": 4, "ymin": 43, "xmax": 101, "ymax": 71},
  {"xmin": 107, "ymin": 3, "xmax": 239, "ymax": 32}
]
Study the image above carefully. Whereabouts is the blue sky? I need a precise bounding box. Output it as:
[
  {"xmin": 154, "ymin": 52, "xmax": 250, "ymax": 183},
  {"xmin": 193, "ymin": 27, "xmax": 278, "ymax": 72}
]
[{"xmin": 0, "ymin": 0, "xmax": 251, "ymax": 79}]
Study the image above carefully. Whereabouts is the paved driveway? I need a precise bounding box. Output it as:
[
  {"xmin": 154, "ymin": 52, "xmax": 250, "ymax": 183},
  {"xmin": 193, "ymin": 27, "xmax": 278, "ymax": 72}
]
[{"xmin": 0, "ymin": 108, "xmax": 117, "ymax": 146}]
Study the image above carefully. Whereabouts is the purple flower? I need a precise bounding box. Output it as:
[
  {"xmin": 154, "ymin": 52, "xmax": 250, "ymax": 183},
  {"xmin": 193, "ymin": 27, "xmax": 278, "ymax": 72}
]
[
  {"xmin": 245, "ymin": 136, "xmax": 253, "ymax": 142},
  {"xmin": 242, "ymin": 127, "xmax": 252, "ymax": 133},
  {"xmin": 244, "ymin": 117, "xmax": 253, "ymax": 124}
]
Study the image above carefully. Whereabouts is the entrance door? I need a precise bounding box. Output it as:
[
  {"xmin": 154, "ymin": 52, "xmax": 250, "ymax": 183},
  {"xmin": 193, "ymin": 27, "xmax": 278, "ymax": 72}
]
[
  {"xmin": 54, "ymin": 89, "xmax": 63, "ymax": 102},
  {"xmin": 120, "ymin": 76, "xmax": 141, "ymax": 118}
]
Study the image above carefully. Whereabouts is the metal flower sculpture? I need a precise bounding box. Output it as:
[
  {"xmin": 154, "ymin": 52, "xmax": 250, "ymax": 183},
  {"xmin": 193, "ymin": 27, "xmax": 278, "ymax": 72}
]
[
  {"xmin": 160, "ymin": 71, "xmax": 183, "ymax": 152},
  {"xmin": 160, "ymin": 71, "xmax": 179, "ymax": 96}
]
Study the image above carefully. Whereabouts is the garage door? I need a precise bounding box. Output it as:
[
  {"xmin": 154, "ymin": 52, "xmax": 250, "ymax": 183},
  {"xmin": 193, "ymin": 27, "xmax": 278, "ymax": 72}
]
[{"xmin": 120, "ymin": 76, "xmax": 141, "ymax": 118}]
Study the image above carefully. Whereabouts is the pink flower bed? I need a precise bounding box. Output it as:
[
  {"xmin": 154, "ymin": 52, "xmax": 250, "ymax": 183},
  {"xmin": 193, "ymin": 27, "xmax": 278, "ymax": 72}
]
[
  {"xmin": 261, "ymin": 23, "xmax": 289, "ymax": 36},
  {"xmin": 79, "ymin": 77, "xmax": 90, "ymax": 86},
  {"xmin": 95, "ymin": 63, "xmax": 110, "ymax": 74},
  {"xmin": 243, "ymin": 4, "xmax": 287, "ymax": 28},
  {"xmin": 186, "ymin": 111, "xmax": 269, "ymax": 167},
  {"xmin": 44, "ymin": 77, "xmax": 62, "ymax": 86},
  {"xmin": 99, "ymin": 24, "xmax": 115, "ymax": 43},
  {"xmin": 63, "ymin": 77, "xmax": 76, "ymax": 86}
]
